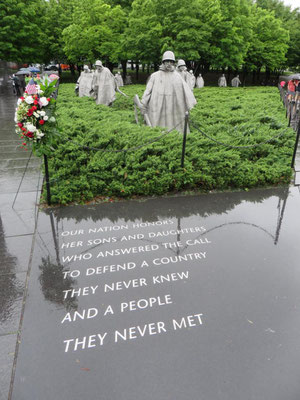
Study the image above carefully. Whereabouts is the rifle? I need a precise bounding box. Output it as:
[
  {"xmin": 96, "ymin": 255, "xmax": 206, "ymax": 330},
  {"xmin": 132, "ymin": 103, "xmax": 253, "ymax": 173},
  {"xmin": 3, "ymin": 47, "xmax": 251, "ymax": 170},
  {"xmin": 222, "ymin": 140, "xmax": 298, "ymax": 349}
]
[{"xmin": 133, "ymin": 94, "xmax": 152, "ymax": 127}]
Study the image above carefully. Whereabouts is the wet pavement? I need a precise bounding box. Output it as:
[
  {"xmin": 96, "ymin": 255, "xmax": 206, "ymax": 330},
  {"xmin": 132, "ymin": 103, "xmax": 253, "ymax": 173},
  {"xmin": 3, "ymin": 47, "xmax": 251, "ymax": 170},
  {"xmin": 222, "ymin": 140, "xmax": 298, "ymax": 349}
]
[
  {"xmin": 0, "ymin": 68, "xmax": 41, "ymax": 400},
  {"xmin": 9, "ymin": 187, "xmax": 300, "ymax": 400},
  {"xmin": 1, "ymin": 68, "xmax": 300, "ymax": 400}
]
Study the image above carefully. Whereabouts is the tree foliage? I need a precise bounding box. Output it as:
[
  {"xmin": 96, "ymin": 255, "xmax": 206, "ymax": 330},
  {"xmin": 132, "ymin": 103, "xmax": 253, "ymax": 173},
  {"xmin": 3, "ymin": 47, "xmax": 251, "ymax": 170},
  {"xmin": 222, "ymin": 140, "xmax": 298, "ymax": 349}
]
[
  {"xmin": 62, "ymin": 0, "xmax": 126, "ymax": 64},
  {"xmin": 0, "ymin": 0, "xmax": 46, "ymax": 62},
  {"xmin": 0, "ymin": 0, "xmax": 298, "ymax": 72}
]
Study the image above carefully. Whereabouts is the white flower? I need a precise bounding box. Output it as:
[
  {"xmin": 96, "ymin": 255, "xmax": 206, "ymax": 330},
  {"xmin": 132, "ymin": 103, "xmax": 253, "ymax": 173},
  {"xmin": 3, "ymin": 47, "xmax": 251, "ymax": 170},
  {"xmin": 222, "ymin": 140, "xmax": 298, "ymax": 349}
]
[
  {"xmin": 40, "ymin": 110, "xmax": 46, "ymax": 116},
  {"xmin": 17, "ymin": 98, "xmax": 22, "ymax": 106},
  {"xmin": 26, "ymin": 123, "xmax": 37, "ymax": 132},
  {"xmin": 36, "ymin": 131, "xmax": 45, "ymax": 139},
  {"xmin": 49, "ymin": 116, "xmax": 56, "ymax": 123},
  {"xmin": 39, "ymin": 97, "xmax": 49, "ymax": 107},
  {"xmin": 43, "ymin": 115, "xmax": 48, "ymax": 121},
  {"xmin": 33, "ymin": 112, "xmax": 40, "ymax": 118},
  {"xmin": 25, "ymin": 96, "xmax": 34, "ymax": 104},
  {"xmin": 38, "ymin": 89, "xmax": 44, "ymax": 95}
]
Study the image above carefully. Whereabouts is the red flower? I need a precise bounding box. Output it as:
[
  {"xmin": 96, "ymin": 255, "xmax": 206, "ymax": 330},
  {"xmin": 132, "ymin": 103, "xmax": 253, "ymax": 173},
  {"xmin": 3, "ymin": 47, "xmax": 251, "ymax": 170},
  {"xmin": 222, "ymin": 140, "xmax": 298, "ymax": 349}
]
[
  {"xmin": 17, "ymin": 122, "xmax": 23, "ymax": 128},
  {"xmin": 22, "ymin": 142, "xmax": 26, "ymax": 146},
  {"xmin": 27, "ymin": 109, "xmax": 33, "ymax": 116},
  {"xmin": 47, "ymin": 98, "xmax": 51, "ymax": 102},
  {"xmin": 20, "ymin": 96, "xmax": 25, "ymax": 101},
  {"xmin": 26, "ymin": 132, "xmax": 34, "ymax": 138},
  {"xmin": 39, "ymin": 119, "xmax": 45, "ymax": 125},
  {"xmin": 21, "ymin": 127, "xmax": 26, "ymax": 132},
  {"xmin": 34, "ymin": 100, "xmax": 38, "ymax": 105},
  {"xmin": 32, "ymin": 106, "xmax": 37, "ymax": 111}
]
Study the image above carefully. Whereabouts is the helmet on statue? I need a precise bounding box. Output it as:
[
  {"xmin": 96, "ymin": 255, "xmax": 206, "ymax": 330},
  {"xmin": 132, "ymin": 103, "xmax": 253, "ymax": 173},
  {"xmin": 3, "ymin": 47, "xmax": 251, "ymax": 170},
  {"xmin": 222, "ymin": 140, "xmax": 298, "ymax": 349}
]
[
  {"xmin": 94, "ymin": 60, "xmax": 103, "ymax": 67},
  {"xmin": 177, "ymin": 59, "xmax": 186, "ymax": 67},
  {"xmin": 162, "ymin": 51, "xmax": 175, "ymax": 62}
]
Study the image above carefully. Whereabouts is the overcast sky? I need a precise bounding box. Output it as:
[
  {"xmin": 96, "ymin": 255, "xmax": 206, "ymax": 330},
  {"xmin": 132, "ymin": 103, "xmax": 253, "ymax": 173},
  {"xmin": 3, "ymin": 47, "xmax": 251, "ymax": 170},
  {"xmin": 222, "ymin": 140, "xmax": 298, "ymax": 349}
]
[{"xmin": 281, "ymin": 0, "xmax": 300, "ymax": 9}]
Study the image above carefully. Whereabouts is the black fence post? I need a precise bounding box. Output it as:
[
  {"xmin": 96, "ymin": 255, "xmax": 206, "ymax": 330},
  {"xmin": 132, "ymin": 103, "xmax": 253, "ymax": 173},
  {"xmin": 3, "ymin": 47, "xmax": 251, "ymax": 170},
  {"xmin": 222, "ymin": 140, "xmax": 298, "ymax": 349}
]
[
  {"xmin": 44, "ymin": 154, "xmax": 51, "ymax": 205},
  {"xmin": 291, "ymin": 121, "xmax": 300, "ymax": 169},
  {"xmin": 181, "ymin": 112, "xmax": 189, "ymax": 168}
]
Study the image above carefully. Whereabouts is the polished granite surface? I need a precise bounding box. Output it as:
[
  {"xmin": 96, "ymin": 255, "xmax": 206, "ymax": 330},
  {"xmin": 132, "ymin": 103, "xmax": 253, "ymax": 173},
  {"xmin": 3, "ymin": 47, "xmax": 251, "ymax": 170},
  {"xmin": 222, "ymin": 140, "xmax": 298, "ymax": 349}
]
[{"xmin": 10, "ymin": 187, "xmax": 300, "ymax": 400}]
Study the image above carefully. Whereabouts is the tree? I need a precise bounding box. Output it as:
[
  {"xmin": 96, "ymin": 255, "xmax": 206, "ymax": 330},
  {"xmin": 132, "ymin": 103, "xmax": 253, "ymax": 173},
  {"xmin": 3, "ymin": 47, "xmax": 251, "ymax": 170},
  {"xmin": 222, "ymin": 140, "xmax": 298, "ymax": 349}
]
[
  {"xmin": 126, "ymin": 0, "xmax": 222, "ymax": 68},
  {"xmin": 244, "ymin": 5, "xmax": 289, "ymax": 75},
  {"xmin": 210, "ymin": 0, "xmax": 253, "ymax": 71},
  {"xmin": 0, "ymin": 0, "xmax": 47, "ymax": 63},
  {"xmin": 255, "ymin": 0, "xmax": 300, "ymax": 70},
  {"xmin": 41, "ymin": 0, "xmax": 79, "ymax": 64},
  {"xmin": 62, "ymin": 0, "xmax": 126, "ymax": 66}
]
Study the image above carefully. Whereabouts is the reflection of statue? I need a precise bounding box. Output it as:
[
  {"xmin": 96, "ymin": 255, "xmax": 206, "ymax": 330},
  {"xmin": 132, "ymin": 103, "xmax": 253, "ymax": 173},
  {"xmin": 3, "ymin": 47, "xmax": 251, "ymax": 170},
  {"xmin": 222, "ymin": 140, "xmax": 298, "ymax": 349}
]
[
  {"xmin": 196, "ymin": 74, "xmax": 204, "ymax": 88},
  {"xmin": 0, "ymin": 216, "xmax": 23, "ymax": 325},
  {"xmin": 91, "ymin": 60, "xmax": 117, "ymax": 105},
  {"xmin": 140, "ymin": 51, "xmax": 196, "ymax": 133},
  {"xmin": 187, "ymin": 70, "xmax": 196, "ymax": 90},
  {"xmin": 231, "ymin": 75, "xmax": 241, "ymax": 87},
  {"xmin": 176, "ymin": 59, "xmax": 188, "ymax": 82},
  {"xmin": 115, "ymin": 71, "xmax": 124, "ymax": 87},
  {"xmin": 218, "ymin": 74, "xmax": 227, "ymax": 87},
  {"xmin": 39, "ymin": 256, "xmax": 77, "ymax": 311},
  {"xmin": 77, "ymin": 65, "xmax": 93, "ymax": 97}
]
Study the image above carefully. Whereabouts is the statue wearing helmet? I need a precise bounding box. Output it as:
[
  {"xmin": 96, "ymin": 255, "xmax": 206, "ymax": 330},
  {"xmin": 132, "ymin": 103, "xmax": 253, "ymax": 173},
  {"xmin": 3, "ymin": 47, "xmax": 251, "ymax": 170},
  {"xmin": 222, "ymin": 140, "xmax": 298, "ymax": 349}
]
[
  {"xmin": 218, "ymin": 74, "xmax": 227, "ymax": 87},
  {"xmin": 196, "ymin": 73, "xmax": 204, "ymax": 88},
  {"xmin": 176, "ymin": 59, "xmax": 188, "ymax": 83},
  {"xmin": 77, "ymin": 65, "xmax": 94, "ymax": 97},
  {"xmin": 186, "ymin": 70, "xmax": 196, "ymax": 90},
  {"xmin": 139, "ymin": 51, "xmax": 196, "ymax": 133},
  {"xmin": 91, "ymin": 60, "xmax": 117, "ymax": 105}
]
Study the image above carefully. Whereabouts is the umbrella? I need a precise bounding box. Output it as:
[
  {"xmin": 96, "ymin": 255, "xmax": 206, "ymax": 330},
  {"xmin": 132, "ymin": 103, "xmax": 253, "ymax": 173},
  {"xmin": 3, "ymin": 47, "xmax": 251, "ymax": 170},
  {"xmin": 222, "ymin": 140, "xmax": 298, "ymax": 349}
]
[
  {"xmin": 15, "ymin": 69, "xmax": 31, "ymax": 75},
  {"xmin": 29, "ymin": 66, "xmax": 40, "ymax": 73},
  {"xmin": 288, "ymin": 73, "xmax": 300, "ymax": 80}
]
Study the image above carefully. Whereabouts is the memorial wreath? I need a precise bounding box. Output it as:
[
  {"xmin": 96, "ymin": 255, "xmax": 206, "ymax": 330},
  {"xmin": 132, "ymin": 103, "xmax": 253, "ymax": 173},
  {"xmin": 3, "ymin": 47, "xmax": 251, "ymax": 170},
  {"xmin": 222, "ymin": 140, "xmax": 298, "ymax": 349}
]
[{"xmin": 15, "ymin": 77, "xmax": 59, "ymax": 156}]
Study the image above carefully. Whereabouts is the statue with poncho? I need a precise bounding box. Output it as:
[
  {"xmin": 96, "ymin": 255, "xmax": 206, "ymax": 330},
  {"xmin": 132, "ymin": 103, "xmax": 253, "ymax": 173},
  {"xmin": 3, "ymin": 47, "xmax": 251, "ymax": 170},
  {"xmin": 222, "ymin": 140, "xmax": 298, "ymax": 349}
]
[
  {"xmin": 136, "ymin": 51, "xmax": 196, "ymax": 133},
  {"xmin": 77, "ymin": 65, "xmax": 94, "ymax": 97}
]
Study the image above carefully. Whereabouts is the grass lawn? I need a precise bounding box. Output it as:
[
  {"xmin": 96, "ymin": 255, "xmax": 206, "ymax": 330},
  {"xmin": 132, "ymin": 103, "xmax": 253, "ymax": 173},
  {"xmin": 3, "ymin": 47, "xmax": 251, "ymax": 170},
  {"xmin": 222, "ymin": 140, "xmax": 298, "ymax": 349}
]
[{"xmin": 42, "ymin": 84, "xmax": 295, "ymax": 205}]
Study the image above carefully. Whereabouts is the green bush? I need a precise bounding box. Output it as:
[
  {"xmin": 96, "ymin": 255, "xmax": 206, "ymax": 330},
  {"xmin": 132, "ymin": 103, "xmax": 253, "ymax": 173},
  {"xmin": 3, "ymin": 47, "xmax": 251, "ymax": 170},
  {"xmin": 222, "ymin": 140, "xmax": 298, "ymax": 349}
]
[{"xmin": 42, "ymin": 84, "xmax": 294, "ymax": 205}]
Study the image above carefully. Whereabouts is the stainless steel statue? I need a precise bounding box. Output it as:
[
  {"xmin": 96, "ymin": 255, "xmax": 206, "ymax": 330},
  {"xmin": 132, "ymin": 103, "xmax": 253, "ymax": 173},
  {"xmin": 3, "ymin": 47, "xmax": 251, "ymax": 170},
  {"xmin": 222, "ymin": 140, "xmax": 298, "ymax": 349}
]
[{"xmin": 138, "ymin": 51, "xmax": 197, "ymax": 133}]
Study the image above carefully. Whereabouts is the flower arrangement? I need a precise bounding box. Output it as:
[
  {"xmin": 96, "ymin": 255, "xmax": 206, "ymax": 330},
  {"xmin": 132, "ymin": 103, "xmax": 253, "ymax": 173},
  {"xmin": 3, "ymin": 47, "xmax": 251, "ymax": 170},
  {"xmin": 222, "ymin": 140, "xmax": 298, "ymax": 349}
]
[{"xmin": 15, "ymin": 77, "xmax": 59, "ymax": 156}]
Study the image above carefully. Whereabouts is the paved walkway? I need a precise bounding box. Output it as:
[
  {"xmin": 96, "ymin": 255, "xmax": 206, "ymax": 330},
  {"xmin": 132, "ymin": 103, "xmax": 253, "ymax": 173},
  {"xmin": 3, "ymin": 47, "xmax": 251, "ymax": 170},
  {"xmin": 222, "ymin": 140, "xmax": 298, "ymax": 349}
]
[{"xmin": 0, "ymin": 72, "xmax": 41, "ymax": 400}]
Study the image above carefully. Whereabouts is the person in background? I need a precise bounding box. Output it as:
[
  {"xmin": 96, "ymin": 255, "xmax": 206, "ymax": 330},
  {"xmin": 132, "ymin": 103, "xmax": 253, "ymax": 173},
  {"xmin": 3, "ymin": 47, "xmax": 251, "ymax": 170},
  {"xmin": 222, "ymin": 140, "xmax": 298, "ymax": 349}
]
[
  {"xmin": 12, "ymin": 74, "xmax": 21, "ymax": 96},
  {"xmin": 287, "ymin": 78, "xmax": 296, "ymax": 101},
  {"xmin": 293, "ymin": 80, "xmax": 299, "ymax": 102}
]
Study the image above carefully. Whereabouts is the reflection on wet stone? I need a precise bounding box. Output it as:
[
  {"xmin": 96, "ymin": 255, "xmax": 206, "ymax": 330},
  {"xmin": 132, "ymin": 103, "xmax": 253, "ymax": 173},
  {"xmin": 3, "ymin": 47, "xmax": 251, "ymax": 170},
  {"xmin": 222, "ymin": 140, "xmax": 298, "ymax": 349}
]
[
  {"xmin": 39, "ymin": 256, "xmax": 78, "ymax": 311},
  {"xmin": 11, "ymin": 187, "xmax": 300, "ymax": 400},
  {"xmin": 0, "ymin": 216, "xmax": 24, "ymax": 335}
]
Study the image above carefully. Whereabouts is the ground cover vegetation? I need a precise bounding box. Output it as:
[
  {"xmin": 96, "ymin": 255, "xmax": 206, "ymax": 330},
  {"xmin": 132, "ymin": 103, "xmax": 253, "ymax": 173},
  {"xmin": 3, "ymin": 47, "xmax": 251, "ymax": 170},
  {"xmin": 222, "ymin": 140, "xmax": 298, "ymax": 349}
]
[
  {"xmin": 42, "ymin": 84, "xmax": 294, "ymax": 205},
  {"xmin": 1, "ymin": 0, "xmax": 299, "ymax": 78}
]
